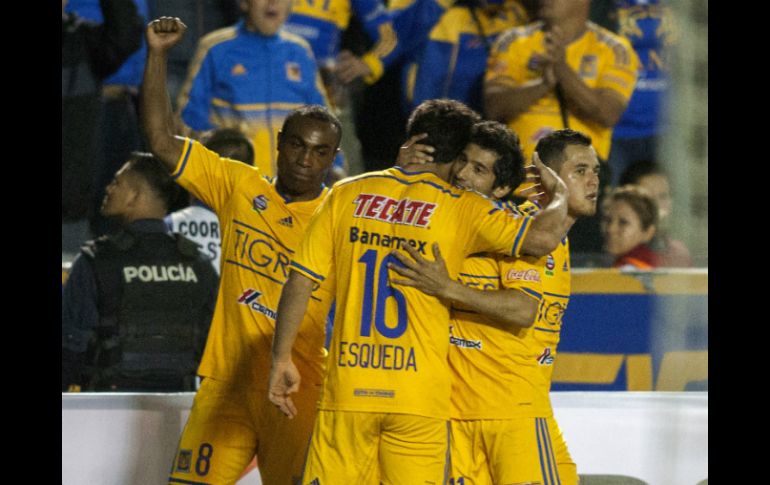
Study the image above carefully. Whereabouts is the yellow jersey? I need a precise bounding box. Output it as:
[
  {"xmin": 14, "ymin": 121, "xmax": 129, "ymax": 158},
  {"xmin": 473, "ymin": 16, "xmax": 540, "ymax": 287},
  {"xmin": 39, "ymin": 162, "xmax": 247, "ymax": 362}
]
[
  {"xmin": 486, "ymin": 21, "xmax": 639, "ymax": 160},
  {"xmin": 290, "ymin": 166, "xmax": 534, "ymax": 418},
  {"xmin": 448, "ymin": 252, "xmax": 549, "ymax": 419},
  {"xmin": 172, "ymin": 138, "xmax": 334, "ymax": 388},
  {"xmin": 450, "ymin": 201, "xmax": 571, "ymax": 419}
]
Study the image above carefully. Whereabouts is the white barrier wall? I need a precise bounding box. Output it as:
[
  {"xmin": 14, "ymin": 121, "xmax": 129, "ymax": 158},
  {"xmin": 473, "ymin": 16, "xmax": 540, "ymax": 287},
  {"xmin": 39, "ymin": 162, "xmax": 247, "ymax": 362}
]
[
  {"xmin": 62, "ymin": 392, "xmax": 707, "ymax": 485},
  {"xmin": 551, "ymin": 392, "xmax": 708, "ymax": 485}
]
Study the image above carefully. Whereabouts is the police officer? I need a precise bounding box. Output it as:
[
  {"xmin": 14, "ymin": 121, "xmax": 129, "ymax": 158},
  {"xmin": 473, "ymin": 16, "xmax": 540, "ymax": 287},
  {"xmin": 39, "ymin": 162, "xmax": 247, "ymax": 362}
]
[{"xmin": 62, "ymin": 153, "xmax": 218, "ymax": 392}]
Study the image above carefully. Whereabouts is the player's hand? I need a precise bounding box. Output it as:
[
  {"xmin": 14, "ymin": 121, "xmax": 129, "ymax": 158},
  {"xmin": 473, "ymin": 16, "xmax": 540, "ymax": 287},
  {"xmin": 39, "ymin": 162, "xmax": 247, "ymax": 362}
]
[
  {"xmin": 397, "ymin": 133, "xmax": 434, "ymax": 167},
  {"xmin": 388, "ymin": 242, "xmax": 452, "ymax": 299},
  {"xmin": 335, "ymin": 50, "xmax": 371, "ymax": 84},
  {"xmin": 517, "ymin": 157, "xmax": 547, "ymax": 205},
  {"xmin": 529, "ymin": 151, "xmax": 567, "ymax": 204},
  {"xmin": 146, "ymin": 17, "xmax": 187, "ymax": 53},
  {"xmin": 544, "ymin": 25, "xmax": 567, "ymax": 66},
  {"xmin": 268, "ymin": 359, "xmax": 301, "ymax": 419}
]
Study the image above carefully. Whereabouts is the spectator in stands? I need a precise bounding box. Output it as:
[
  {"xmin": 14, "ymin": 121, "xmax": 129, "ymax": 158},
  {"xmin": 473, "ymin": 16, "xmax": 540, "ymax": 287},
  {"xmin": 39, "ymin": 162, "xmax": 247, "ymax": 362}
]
[
  {"xmin": 281, "ymin": 0, "xmax": 401, "ymax": 174},
  {"xmin": 601, "ymin": 185, "xmax": 661, "ymax": 270},
  {"xmin": 151, "ymin": 0, "xmax": 241, "ymax": 103},
  {"xmin": 166, "ymin": 128, "xmax": 255, "ymax": 274},
  {"xmin": 62, "ymin": 0, "xmax": 143, "ymax": 256},
  {"xmin": 176, "ymin": 0, "xmax": 341, "ymax": 178},
  {"xmin": 620, "ymin": 159, "xmax": 692, "ymax": 267},
  {"xmin": 409, "ymin": 0, "xmax": 531, "ymax": 113},
  {"xmin": 608, "ymin": 0, "xmax": 677, "ymax": 187},
  {"xmin": 62, "ymin": 153, "xmax": 218, "ymax": 392},
  {"xmin": 483, "ymin": 0, "xmax": 639, "ymax": 254}
]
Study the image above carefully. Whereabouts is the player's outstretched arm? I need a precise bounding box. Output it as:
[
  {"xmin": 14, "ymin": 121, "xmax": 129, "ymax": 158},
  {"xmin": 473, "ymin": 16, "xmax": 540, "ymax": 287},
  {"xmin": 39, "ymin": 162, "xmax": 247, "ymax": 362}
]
[
  {"xmin": 269, "ymin": 270, "xmax": 315, "ymax": 419},
  {"xmin": 140, "ymin": 17, "xmax": 187, "ymax": 172}
]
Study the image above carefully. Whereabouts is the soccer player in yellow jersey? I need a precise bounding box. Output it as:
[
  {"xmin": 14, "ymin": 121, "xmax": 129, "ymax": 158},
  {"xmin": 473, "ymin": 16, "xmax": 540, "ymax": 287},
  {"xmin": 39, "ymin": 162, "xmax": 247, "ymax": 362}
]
[
  {"xmin": 484, "ymin": 0, "xmax": 639, "ymax": 162},
  {"xmin": 392, "ymin": 129, "xmax": 601, "ymax": 485},
  {"xmin": 141, "ymin": 17, "xmax": 341, "ymax": 485},
  {"xmin": 268, "ymin": 99, "xmax": 570, "ymax": 484}
]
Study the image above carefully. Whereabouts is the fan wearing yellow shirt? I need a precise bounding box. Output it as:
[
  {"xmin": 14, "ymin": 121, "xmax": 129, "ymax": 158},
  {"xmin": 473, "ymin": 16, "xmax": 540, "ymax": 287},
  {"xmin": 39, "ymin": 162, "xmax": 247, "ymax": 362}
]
[
  {"xmin": 268, "ymin": 99, "xmax": 571, "ymax": 485},
  {"xmin": 141, "ymin": 17, "xmax": 342, "ymax": 485},
  {"xmin": 392, "ymin": 129, "xmax": 600, "ymax": 485},
  {"xmin": 484, "ymin": 0, "xmax": 638, "ymax": 162}
]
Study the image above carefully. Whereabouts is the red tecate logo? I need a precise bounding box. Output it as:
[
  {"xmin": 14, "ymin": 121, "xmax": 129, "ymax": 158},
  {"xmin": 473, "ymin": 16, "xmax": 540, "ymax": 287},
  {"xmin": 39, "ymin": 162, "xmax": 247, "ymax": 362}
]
[{"xmin": 352, "ymin": 194, "xmax": 437, "ymax": 228}]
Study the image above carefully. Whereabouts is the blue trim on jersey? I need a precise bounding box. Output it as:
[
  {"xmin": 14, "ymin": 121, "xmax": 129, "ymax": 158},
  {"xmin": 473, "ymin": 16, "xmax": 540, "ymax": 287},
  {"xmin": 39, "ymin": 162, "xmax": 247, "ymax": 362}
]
[
  {"xmin": 337, "ymin": 171, "xmax": 462, "ymax": 198},
  {"xmin": 225, "ymin": 259, "xmax": 285, "ymax": 286},
  {"xmin": 172, "ymin": 140, "xmax": 194, "ymax": 180},
  {"xmin": 542, "ymin": 419, "xmax": 556, "ymax": 485},
  {"xmin": 521, "ymin": 287, "xmax": 543, "ymax": 300},
  {"xmin": 543, "ymin": 291, "xmax": 569, "ymax": 299},
  {"xmin": 488, "ymin": 208, "xmax": 500, "ymax": 215},
  {"xmin": 443, "ymin": 421, "xmax": 452, "ymax": 485},
  {"xmin": 536, "ymin": 418, "xmax": 550, "ymax": 485},
  {"xmin": 290, "ymin": 261, "xmax": 326, "ymax": 281},
  {"xmin": 275, "ymin": 180, "xmax": 327, "ymax": 204},
  {"xmin": 392, "ymin": 165, "xmax": 438, "ymax": 177},
  {"xmin": 511, "ymin": 216, "xmax": 533, "ymax": 256},
  {"xmin": 534, "ymin": 326, "xmax": 559, "ymax": 333},
  {"xmin": 232, "ymin": 219, "xmax": 295, "ymax": 254},
  {"xmin": 169, "ymin": 477, "xmax": 211, "ymax": 485},
  {"xmin": 543, "ymin": 418, "xmax": 561, "ymax": 485},
  {"xmin": 458, "ymin": 273, "xmax": 499, "ymax": 279}
]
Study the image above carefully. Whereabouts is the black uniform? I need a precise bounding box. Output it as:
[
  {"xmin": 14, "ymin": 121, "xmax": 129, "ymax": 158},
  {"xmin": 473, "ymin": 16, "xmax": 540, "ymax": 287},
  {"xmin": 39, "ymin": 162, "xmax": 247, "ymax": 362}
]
[{"xmin": 62, "ymin": 220, "xmax": 218, "ymax": 391}]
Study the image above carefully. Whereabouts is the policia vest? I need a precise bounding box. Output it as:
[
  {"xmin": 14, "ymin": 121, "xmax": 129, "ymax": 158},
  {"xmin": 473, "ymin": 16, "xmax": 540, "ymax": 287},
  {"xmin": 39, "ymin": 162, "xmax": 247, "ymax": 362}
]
[{"xmin": 82, "ymin": 227, "xmax": 218, "ymax": 391}]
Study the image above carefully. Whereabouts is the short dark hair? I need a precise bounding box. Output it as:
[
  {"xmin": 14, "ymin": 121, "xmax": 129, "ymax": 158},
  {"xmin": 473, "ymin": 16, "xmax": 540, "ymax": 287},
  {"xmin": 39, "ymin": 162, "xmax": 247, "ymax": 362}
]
[
  {"xmin": 282, "ymin": 105, "xmax": 342, "ymax": 149},
  {"xmin": 468, "ymin": 121, "xmax": 525, "ymax": 190},
  {"xmin": 605, "ymin": 185, "xmax": 659, "ymax": 230},
  {"xmin": 619, "ymin": 159, "xmax": 667, "ymax": 186},
  {"xmin": 202, "ymin": 128, "xmax": 255, "ymax": 165},
  {"xmin": 125, "ymin": 152, "xmax": 180, "ymax": 211},
  {"xmin": 534, "ymin": 129, "xmax": 592, "ymax": 172},
  {"xmin": 406, "ymin": 99, "xmax": 481, "ymax": 165}
]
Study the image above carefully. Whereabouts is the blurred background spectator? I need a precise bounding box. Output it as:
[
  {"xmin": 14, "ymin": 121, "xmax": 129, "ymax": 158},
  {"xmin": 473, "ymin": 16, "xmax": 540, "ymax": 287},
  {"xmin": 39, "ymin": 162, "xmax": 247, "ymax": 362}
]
[
  {"xmin": 620, "ymin": 159, "xmax": 691, "ymax": 267},
  {"xmin": 62, "ymin": 0, "xmax": 143, "ymax": 258},
  {"xmin": 175, "ymin": 0, "xmax": 338, "ymax": 177},
  {"xmin": 600, "ymin": 184, "xmax": 660, "ymax": 270},
  {"xmin": 607, "ymin": 0, "xmax": 677, "ymax": 188}
]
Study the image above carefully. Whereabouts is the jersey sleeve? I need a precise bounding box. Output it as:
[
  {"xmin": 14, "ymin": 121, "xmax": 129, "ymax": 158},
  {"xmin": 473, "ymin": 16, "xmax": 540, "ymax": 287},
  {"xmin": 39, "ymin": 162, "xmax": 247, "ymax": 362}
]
[
  {"xmin": 596, "ymin": 37, "xmax": 640, "ymax": 100},
  {"xmin": 485, "ymin": 28, "xmax": 528, "ymax": 86},
  {"xmin": 497, "ymin": 254, "xmax": 544, "ymax": 304},
  {"xmin": 410, "ymin": 17, "xmax": 455, "ymax": 108},
  {"xmin": 177, "ymin": 43, "xmax": 217, "ymax": 132},
  {"xmin": 171, "ymin": 137, "xmax": 256, "ymax": 215},
  {"xmin": 353, "ymin": 0, "xmax": 400, "ymax": 83},
  {"xmin": 376, "ymin": 0, "xmax": 449, "ymax": 72},
  {"xmin": 465, "ymin": 196, "xmax": 534, "ymax": 258}
]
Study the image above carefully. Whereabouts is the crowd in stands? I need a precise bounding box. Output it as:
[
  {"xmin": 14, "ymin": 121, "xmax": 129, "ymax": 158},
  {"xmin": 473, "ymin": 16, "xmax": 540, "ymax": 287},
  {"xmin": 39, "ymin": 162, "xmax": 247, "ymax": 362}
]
[{"xmin": 63, "ymin": 0, "xmax": 690, "ymax": 265}]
